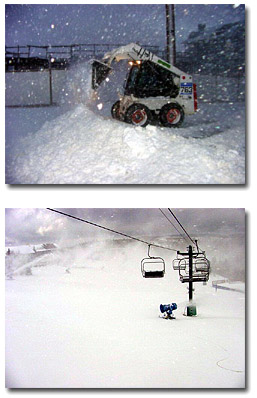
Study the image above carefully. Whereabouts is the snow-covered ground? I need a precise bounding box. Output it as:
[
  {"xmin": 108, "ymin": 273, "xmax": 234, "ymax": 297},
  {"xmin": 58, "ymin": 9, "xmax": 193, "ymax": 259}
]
[
  {"xmin": 5, "ymin": 62, "xmax": 245, "ymax": 184},
  {"xmin": 5, "ymin": 241, "xmax": 245, "ymax": 388}
]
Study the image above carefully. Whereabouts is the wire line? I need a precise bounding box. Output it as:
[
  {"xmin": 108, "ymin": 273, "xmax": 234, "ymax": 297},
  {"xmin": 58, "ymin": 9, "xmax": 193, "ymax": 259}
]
[
  {"xmin": 167, "ymin": 208, "xmax": 196, "ymax": 246},
  {"xmin": 159, "ymin": 208, "xmax": 189, "ymax": 244},
  {"xmin": 47, "ymin": 208, "xmax": 178, "ymax": 252}
]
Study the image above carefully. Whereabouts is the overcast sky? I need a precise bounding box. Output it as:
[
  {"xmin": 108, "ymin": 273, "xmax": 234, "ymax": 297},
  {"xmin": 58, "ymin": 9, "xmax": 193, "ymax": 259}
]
[
  {"xmin": 5, "ymin": 4, "xmax": 245, "ymax": 51},
  {"xmin": 5, "ymin": 208, "xmax": 245, "ymax": 247}
]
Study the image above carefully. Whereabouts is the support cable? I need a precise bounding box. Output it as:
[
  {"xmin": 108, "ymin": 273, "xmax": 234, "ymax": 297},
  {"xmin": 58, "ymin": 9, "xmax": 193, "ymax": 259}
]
[
  {"xmin": 168, "ymin": 208, "xmax": 197, "ymax": 247},
  {"xmin": 47, "ymin": 208, "xmax": 178, "ymax": 252},
  {"xmin": 159, "ymin": 208, "xmax": 189, "ymax": 244}
]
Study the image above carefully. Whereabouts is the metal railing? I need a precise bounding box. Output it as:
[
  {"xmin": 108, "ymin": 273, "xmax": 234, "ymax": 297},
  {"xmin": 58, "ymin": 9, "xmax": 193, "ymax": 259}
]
[
  {"xmin": 5, "ymin": 43, "xmax": 161, "ymax": 72},
  {"xmin": 212, "ymin": 280, "xmax": 244, "ymax": 293}
]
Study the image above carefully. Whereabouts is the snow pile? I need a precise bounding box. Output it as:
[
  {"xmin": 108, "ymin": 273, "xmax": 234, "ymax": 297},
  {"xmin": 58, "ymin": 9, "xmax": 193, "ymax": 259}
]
[
  {"xmin": 5, "ymin": 240, "xmax": 245, "ymax": 388},
  {"xmin": 6, "ymin": 102, "xmax": 245, "ymax": 184},
  {"xmin": 5, "ymin": 60, "xmax": 245, "ymax": 184}
]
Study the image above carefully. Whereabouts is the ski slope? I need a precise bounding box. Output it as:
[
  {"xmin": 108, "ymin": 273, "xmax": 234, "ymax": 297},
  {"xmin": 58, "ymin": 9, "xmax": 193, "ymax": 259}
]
[
  {"xmin": 5, "ymin": 62, "xmax": 245, "ymax": 184},
  {"xmin": 5, "ymin": 242, "xmax": 245, "ymax": 388}
]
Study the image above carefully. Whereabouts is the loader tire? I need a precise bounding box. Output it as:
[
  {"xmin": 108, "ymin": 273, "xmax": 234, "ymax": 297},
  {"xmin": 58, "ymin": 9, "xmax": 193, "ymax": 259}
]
[
  {"xmin": 125, "ymin": 104, "xmax": 151, "ymax": 127},
  {"xmin": 111, "ymin": 101, "xmax": 121, "ymax": 120},
  {"xmin": 159, "ymin": 103, "xmax": 184, "ymax": 127}
]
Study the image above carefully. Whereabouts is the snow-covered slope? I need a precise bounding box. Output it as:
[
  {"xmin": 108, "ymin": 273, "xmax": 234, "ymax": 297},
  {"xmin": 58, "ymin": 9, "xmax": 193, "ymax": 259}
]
[
  {"xmin": 6, "ymin": 242, "xmax": 245, "ymax": 388},
  {"xmin": 5, "ymin": 62, "xmax": 245, "ymax": 184}
]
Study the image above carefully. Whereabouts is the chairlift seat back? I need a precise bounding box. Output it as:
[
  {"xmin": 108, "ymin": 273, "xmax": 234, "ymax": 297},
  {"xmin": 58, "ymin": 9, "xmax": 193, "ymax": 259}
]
[
  {"xmin": 195, "ymin": 264, "xmax": 209, "ymax": 272},
  {"xmin": 141, "ymin": 256, "xmax": 165, "ymax": 278},
  {"xmin": 143, "ymin": 270, "xmax": 165, "ymax": 278}
]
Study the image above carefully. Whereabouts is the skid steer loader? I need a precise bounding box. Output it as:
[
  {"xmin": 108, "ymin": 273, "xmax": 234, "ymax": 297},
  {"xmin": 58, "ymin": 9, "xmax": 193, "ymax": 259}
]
[{"xmin": 91, "ymin": 43, "xmax": 197, "ymax": 127}]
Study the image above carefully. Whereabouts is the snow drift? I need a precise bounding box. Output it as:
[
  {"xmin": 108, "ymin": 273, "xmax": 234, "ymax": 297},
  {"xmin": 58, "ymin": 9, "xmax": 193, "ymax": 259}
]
[{"xmin": 5, "ymin": 61, "xmax": 245, "ymax": 184}]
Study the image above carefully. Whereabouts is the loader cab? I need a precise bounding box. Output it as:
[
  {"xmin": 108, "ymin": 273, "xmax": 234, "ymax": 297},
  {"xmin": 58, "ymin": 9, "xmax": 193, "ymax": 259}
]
[{"xmin": 124, "ymin": 61, "xmax": 179, "ymax": 98}]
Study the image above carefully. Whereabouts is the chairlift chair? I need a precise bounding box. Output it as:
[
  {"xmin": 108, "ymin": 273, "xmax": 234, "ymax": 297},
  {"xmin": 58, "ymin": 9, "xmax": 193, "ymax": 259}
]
[
  {"xmin": 172, "ymin": 257, "xmax": 187, "ymax": 271},
  {"xmin": 173, "ymin": 250, "xmax": 210, "ymax": 283},
  {"xmin": 195, "ymin": 257, "xmax": 210, "ymax": 272},
  {"xmin": 194, "ymin": 254, "xmax": 210, "ymax": 281},
  {"xmin": 172, "ymin": 258, "xmax": 180, "ymax": 270},
  {"xmin": 141, "ymin": 245, "xmax": 165, "ymax": 278}
]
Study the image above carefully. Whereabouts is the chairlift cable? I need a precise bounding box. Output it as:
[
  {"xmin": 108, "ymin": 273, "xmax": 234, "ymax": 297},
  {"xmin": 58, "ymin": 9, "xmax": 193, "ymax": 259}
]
[
  {"xmin": 47, "ymin": 208, "xmax": 178, "ymax": 252},
  {"xmin": 159, "ymin": 208, "xmax": 189, "ymax": 244},
  {"xmin": 168, "ymin": 208, "xmax": 197, "ymax": 247}
]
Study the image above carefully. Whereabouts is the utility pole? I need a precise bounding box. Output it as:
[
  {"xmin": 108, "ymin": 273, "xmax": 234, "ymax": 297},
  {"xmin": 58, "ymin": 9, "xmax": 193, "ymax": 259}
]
[
  {"xmin": 171, "ymin": 4, "xmax": 176, "ymax": 66},
  {"xmin": 165, "ymin": 4, "xmax": 171, "ymax": 63},
  {"xmin": 178, "ymin": 245, "xmax": 193, "ymax": 302},
  {"xmin": 188, "ymin": 245, "xmax": 193, "ymax": 301},
  {"xmin": 48, "ymin": 55, "xmax": 53, "ymax": 106},
  {"xmin": 176, "ymin": 244, "xmax": 196, "ymax": 316},
  {"xmin": 165, "ymin": 5, "xmax": 176, "ymax": 65}
]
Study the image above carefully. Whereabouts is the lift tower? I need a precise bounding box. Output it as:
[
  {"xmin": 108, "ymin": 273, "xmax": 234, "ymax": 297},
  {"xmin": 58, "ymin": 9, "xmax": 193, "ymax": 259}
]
[{"xmin": 173, "ymin": 243, "xmax": 210, "ymax": 316}]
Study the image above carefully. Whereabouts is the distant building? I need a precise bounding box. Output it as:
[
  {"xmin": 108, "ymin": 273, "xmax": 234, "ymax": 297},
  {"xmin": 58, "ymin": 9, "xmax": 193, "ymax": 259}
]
[
  {"xmin": 177, "ymin": 20, "xmax": 245, "ymax": 76},
  {"xmin": 34, "ymin": 243, "xmax": 57, "ymax": 252},
  {"xmin": 5, "ymin": 243, "xmax": 57, "ymax": 255}
]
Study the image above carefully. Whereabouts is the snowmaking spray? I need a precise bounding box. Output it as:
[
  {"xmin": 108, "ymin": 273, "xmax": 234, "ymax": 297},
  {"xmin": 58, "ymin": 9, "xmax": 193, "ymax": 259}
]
[{"xmin": 46, "ymin": 208, "xmax": 210, "ymax": 318}]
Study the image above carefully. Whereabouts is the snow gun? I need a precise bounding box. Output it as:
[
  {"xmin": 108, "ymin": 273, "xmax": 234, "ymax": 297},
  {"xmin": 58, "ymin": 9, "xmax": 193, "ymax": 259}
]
[{"xmin": 160, "ymin": 303, "xmax": 177, "ymax": 319}]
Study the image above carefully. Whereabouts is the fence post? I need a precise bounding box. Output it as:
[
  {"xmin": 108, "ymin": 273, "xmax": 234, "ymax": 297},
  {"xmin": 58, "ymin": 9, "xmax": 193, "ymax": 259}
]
[
  {"xmin": 237, "ymin": 71, "xmax": 241, "ymax": 101},
  {"xmin": 215, "ymin": 75, "xmax": 218, "ymax": 102},
  {"xmin": 48, "ymin": 56, "xmax": 53, "ymax": 106}
]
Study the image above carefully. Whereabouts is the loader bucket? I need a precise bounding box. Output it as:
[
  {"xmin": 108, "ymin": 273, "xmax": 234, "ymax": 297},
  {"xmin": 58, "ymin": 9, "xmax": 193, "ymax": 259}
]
[{"xmin": 92, "ymin": 60, "xmax": 112, "ymax": 90}]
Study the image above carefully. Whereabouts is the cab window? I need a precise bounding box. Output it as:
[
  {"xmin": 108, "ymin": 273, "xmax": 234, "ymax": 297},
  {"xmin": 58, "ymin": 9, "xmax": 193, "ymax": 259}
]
[{"xmin": 135, "ymin": 62, "xmax": 178, "ymax": 98}]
